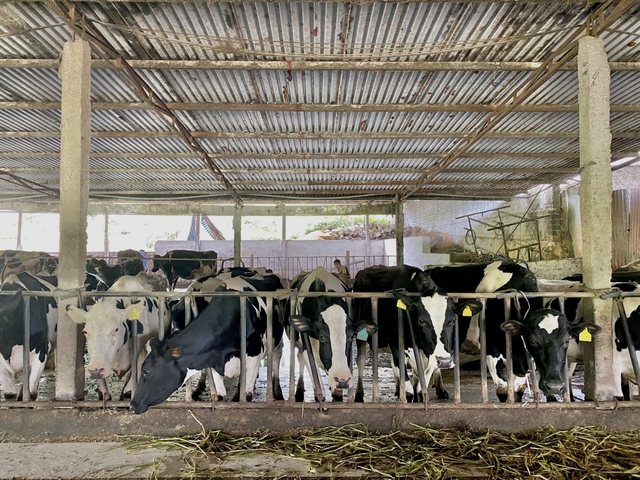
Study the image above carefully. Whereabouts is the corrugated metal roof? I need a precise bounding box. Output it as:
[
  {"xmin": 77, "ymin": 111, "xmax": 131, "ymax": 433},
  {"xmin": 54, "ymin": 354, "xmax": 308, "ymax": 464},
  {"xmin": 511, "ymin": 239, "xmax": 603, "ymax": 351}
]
[{"xmin": 0, "ymin": 1, "xmax": 638, "ymax": 204}]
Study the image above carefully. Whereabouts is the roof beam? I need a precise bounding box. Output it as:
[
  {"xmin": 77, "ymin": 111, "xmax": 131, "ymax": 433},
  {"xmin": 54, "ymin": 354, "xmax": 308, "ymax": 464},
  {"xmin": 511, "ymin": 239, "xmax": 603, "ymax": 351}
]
[
  {"xmin": 0, "ymin": 130, "xmax": 638, "ymax": 141},
  {"xmin": 1, "ymin": 58, "xmax": 640, "ymax": 71},
  {"xmin": 0, "ymin": 151, "xmax": 634, "ymax": 160},
  {"xmin": 0, "ymin": 201, "xmax": 395, "ymax": 216},
  {"xmin": 0, "ymin": 166, "xmax": 577, "ymax": 175},
  {"xmin": 2, "ymin": 101, "xmax": 640, "ymax": 113}
]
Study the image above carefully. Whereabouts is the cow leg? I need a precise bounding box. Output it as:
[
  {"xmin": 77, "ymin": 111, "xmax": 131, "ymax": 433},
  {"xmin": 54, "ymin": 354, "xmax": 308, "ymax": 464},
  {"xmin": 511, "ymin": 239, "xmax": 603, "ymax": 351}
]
[
  {"xmin": 390, "ymin": 347, "xmax": 413, "ymax": 403},
  {"xmin": 354, "ymin": 340, "xmax": 367, "ymax": 403},
  {"xmin": 0, "ymin": 355, "xmax": 18, "ymax": 399},
  {"xmin": 191, "ymin": 371, "xmax": 208, "ymax": 400},
  {"xmin": 27, "ymin": 350, "xmax": 46, "ymax": 401},
  {"xmin": 97, "ymin": 378, "xmax": 111, "ymax": 402},
  {"xmin": 295, "ymin": 351, "xmax": 306, "ymax": 402},
  {"xmin": 211, "ymin": 370, "xmax": 227, "ymax": 401},
  {"xmin": 486, "ymin": 355, "xmax": 508, "ymax": 402},
  {"xmin": 272, "ymin": 342, "xmax": 284, "ymax": 401},
  {"xmin": 461, "ymin": 315, "xmax": 481, "ymax": 355},
  {"xmin": 612, "ymin": 351, "xmax": 625, "ymax": 400},
  {"xmin": 244, "ymin": 354, "xmax": 262, "ymax": 402}
]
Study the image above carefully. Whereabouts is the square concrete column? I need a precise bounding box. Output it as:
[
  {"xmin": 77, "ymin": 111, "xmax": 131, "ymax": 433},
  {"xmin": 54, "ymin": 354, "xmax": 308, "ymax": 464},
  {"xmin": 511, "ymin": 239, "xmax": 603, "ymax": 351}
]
[
  {"xmin": 55, "ymin": 40, "xmax": 91, "ymax": 401},
  {"xmin": 395, "ymin": 196, "xmax": 404, "ymax": 266},
  {"xmin": 233, "ymin": 203, "xmax": 242, "ymax": 267},
  {"xmin": 578, "ymin": 36, "xmax": 614, "ymax": 402}
]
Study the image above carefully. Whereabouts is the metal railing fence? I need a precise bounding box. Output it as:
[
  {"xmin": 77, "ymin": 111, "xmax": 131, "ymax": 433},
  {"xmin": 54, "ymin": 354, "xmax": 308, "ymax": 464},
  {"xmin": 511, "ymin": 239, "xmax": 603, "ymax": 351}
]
[{"xmin": 2, "ymin": 288, "xmax": 640, "ymax": 410}]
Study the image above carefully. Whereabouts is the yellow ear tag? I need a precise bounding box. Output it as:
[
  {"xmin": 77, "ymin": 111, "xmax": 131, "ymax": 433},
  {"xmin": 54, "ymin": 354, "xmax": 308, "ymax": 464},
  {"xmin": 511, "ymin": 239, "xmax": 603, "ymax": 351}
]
[
  {"xmin": 579, "ymin": 328, "xmax": 592, "ymax": 343},
  {"xmin": 129, "ymin": 308, "xmax": 141, "ymax": 321},
  {"xmin": 396, "ymin": 299, "xmax": 407, "ymax": 310},
  {"xmin": 462, "ymin": 306, "xmax": 473, "ymax": 317}
]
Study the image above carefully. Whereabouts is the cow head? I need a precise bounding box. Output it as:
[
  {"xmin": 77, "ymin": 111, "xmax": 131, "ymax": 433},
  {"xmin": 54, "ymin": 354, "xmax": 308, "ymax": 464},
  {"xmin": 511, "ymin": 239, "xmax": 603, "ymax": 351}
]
[
  {"xmin": 130, "ymin": 338, "xmax": 186, "ymax": 414},
  {"xmin": 290, "ymin": 298, "xmax": 358, "ymax": 392},
  {"xmin": 67, "ymin": 300, "xmax": 145, "ymax": 379},
  {"xmin": 501, "ymin": 309, "xmax": 600, "ymax": 396}
]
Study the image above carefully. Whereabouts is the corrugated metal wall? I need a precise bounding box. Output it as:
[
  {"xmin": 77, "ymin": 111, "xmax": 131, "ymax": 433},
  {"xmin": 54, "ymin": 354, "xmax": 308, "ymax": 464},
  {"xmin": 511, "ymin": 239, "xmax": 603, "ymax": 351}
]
[{"xmin": 613, "ymin": 188, "xmax": 640, "ymax": 270}]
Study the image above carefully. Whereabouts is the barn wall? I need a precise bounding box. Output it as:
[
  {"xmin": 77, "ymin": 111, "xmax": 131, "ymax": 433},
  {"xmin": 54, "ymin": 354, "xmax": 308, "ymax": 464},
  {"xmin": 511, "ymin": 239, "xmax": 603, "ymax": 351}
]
[
  {"xmin": 612, "ymin": 164, "xmax": 640, "ymax": 191},
  {"xmin": 404, "ymin": 186, "xmax": 572, "ymax": 261}
]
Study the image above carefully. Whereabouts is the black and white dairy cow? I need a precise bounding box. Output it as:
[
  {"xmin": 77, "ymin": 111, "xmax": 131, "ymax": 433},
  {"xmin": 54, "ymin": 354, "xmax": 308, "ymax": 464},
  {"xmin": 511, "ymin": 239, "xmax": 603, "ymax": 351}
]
[
  {"xmin": 426, "ymin": 261, "xmax": 547, "ymax": 401},
  {"xmin": 152, "ymin": 250, "xmax": 218, "ymax": 290},
  {"xmin": 352, "ymin": 265, "xmax": 482, "ymax": 402},
  {"xmin": 66, "ymin": 275, "xmax": 170, "ymax": 400},
  {"xmin": 288, "ymin": 267, "xmax": 374, "ymax": 402},
  {"xmin": 0, "ymin": 273, "xmax": 58, "ymax": 399},
  {"xmin": 130, "ymin": 274, "xmax": 285, "ymax": 413}
]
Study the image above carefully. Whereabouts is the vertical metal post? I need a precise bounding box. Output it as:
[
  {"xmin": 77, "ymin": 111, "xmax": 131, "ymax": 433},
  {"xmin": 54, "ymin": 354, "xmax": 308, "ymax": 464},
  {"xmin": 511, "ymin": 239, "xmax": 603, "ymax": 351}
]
[
  {"xmin": 266, "ymin": 296, "xmax": 274, "ymax": 402},
  {"xmin": 504, "ymin": 297, "xmax": 515, "ymax": 404},
  {"xmin": 525, "ymin": 344, "xmax": 540, "ymax": 403},
  {"xmin": 239, "ymin": 296, "xmax": 247, "ymax": 402},
  {"xmin": 559, "ymin": 297, "xmax": 572, "ymax": 403},
  {"xmin": 158, "ymin": 297, "xmax": 165, "ymax": 342},
  {"xmin": 288, "ymin": 300, "xmax": 296, "ymax": 403},
  {"xmin": 184, "ymin": 295, "xmax": 193, "ymax": 402},
  {"xmin": 347, "ymin": 297, "xmax": 355, "ymax": 403},
  {"xmin": 103, "ymin": 212, "xmax": 109, "ymax": 261},
  {"xmin": 365, "ymin": 215, "xmax": 370, "ymax": 267},
  {"xmin": 453, "ymin": 308, "xmax": 461, "ymax": 404},
  {"xmin": 395, "ymin": 196, "xmax": 404, "ymax": 266},
  {"xmin": 130, "ymin": 304, "xmax": 138, "ymax": 396},
  {"xmin": 16, "ymin": 212, "xmax": 23, "ymax": 251},
  {"xmin": 371, "ymin": 297, "xmax": 380, "ymax": 403},
  {"xmin": 288, "ymin": 300, "xmax": 296, "ymax": 404},
  {"xmin": 397, "ymin": 306, "xmax": 407, "ymax": 403},
  {"xmin": 22, "ymin": 296, "xmax": 31, "ymax": 403},
  {"xmin": 480, "ymin": 300, "xmax": 488, "ymax": 403}
]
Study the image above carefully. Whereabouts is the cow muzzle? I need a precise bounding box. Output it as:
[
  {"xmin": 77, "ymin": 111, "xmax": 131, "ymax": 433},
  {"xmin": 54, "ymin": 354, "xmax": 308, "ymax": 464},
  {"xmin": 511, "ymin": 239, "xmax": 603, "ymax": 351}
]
[
  {"xmin": 333, "ymin": 376, "xmax": 352, "ymax": 389},
  {"xmin": 87, "ymin": 367, "xmax": 109, "ymax": 379},
  {"xmin": 436, "ymin": 356, "xmax": 454, "ymax": 369},
  {"xmin": 541, "ymin": 380, "xmax": 565, "ymax": 395}
]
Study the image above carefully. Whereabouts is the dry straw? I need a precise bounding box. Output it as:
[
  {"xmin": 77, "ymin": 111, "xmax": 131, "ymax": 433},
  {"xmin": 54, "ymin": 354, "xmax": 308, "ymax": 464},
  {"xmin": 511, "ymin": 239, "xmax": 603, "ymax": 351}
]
[{"xmin": 126, "ymin": 422, "xmax": 640, "ymax": 479}]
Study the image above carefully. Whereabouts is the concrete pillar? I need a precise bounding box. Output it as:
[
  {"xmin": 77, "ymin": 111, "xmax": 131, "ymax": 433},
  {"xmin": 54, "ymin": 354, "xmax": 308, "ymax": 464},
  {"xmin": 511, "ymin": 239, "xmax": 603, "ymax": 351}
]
[
  {"xmin": 16, "ymin": 212, "xmax": 22, "ymax": 250},
  {"xmin": 578, "ymin": 36, "xmax": 614, "ymax": 402},
  {"xmin": 55, "ymin": 40, "xmax": 91, "ymax": 401},
  {"xmin": 233, "ymin": 203, "xmax": 242, "ymax": 267},
  {"xmin": 395, "ymin": 196, "xmax": 404, "ymax": 266}
]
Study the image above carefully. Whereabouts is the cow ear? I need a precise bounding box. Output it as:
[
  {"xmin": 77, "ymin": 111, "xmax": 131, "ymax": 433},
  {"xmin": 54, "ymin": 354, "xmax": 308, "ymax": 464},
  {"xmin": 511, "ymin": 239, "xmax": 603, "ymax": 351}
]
[
  {"xmin": 148, "ymin": 338, "xmax": 162, "ymax": 352},
  {"xmin": 165, "ymin": 346, "xmax": 182, "ymax": 360},
  {"xmin": 66, "ymin": 304, "xmax": 88, "ymax": 324},
  {"xmin": 456, "ymin": 300, "xmax": 483, "ymax": 318},
  {"xmin": 392, "ymin": 289, "xmax": 420, "ymax": 309},
  {"xmin": 0, "ymin": 290, "xmax": 23, "ymax": 315},
  {"xmin": 354, "ymin": 320, "xmax": 377, "ymax": 335},
  {"xmin": 569, "ymin": 322, "xmax": 601, "ymax": 339},
  {"xmin": 289, "ymin": 315, "xmax": 313, "ymax": 333},
  {"xmin": 125, "ymin": 301, "xmax": 144, "ymax": 321},
  {"xmin": 501, "ymin": 320, "xmax": 524, "ymax": 336}
]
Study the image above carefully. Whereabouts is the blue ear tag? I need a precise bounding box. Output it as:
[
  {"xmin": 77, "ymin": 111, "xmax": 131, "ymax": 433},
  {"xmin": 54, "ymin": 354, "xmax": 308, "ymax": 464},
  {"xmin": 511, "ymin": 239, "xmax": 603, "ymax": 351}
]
[{"xmin": 356, "ymin": 330, "xmax": 369, "ymax": 341}]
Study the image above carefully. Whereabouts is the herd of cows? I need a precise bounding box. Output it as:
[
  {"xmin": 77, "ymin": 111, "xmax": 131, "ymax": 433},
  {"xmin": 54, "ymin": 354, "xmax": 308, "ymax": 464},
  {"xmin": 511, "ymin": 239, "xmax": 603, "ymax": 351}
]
[{"xmin": 0, "ymin": 248, "xmax": 639, "ymax": 414}]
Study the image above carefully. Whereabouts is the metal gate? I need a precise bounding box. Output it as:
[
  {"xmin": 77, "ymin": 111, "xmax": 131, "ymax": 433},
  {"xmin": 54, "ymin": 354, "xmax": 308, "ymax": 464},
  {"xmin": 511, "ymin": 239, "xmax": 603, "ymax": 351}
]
[{"xmin": 612, "ymin": 188, "xmax": 640, "ymax": 269}]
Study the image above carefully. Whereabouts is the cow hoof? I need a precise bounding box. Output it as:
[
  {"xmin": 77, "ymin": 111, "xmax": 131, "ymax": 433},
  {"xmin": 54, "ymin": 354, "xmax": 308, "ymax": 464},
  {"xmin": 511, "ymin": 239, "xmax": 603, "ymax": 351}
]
[
  {"xmin": 546, "ymin": 395, "xmax": 558, "ymax": 403},
  {"xmin": 3, "ymin": 393, "xmax": 18, "ymax": 401},
  {"xmin": 516, "ymin": 391, "xmax": 525, "ymax": 403},
  {"xmin": 435, "ymin": 387, "xmax": 449, "ymax": 400},
  {"xmin": 496, "ymin": 393, "xmax": 508, "ymax": 403},
  {"xmin": 246, "ymin": 393, "xmax": 253, "ymax": 402},
  {"xmin": 354, "ymin": 393, "xmax": 364, "ymax": 403},
  {"xmin": 331, "ymin": 391, "xmax": 344, "ymax": 402},
  {"xmin": 29, "ymin": 393, "xmax": 38, "ymax": 401},
  {"xmin": 215, "ymin": 395, "xmax": 225, "ymax": 402},
  {"xmin": 294, "ymin": 390, "xmax": 305, "ymax": 403},
  {"xmin": 405, "ymin": 393, "xmax": 414, "ymax": 403}
]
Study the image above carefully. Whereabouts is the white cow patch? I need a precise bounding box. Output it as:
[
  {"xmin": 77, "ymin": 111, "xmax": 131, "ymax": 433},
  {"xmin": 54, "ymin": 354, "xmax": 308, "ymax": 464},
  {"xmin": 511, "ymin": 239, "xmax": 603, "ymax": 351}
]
[
  {"xmin": 224, "ymin": 357, "xmax": 241, "ymax": 378},
  {"xmin": 475, "ymin": 261, "xmax": 513, "ymax": 293},
  {"xmin": 421, "ymin": 292, "xmax": 450, "ymax": 358},
  {"xmin": 223, "ymin": 277, "xmax": 267, "ymax": 314},
  {"xmin": 538, "ymin": 314, "xmax": 560, "ymax": 334},
  {"xmin": 320, "ymin": 304, "xmax": 351, "ymax": 389}
]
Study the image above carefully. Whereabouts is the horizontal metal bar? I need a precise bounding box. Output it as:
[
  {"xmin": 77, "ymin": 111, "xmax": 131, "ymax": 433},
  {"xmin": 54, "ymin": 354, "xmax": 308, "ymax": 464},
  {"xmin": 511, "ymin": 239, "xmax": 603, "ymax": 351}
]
[
  {"xmin": 1, "ymin": 58, "xmax": 639, "ymax": 71},
  {"xmin": 1, "ymin": 101, "xmax": 639, "ymax": 113}
]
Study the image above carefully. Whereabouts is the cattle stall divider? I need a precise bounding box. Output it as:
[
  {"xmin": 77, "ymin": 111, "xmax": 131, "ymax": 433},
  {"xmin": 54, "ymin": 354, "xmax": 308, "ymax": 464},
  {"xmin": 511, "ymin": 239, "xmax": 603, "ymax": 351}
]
[{"xmin": 2, "ymin": 288, "xmax": 636, "ymax": 412}]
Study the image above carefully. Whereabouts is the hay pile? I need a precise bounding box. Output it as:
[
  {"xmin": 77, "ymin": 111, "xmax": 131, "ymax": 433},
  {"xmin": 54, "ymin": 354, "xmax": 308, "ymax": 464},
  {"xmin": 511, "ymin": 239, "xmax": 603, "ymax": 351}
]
[{"xmin": 127, "ymin": 423, "xmax": 640, "ymax": 479}]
